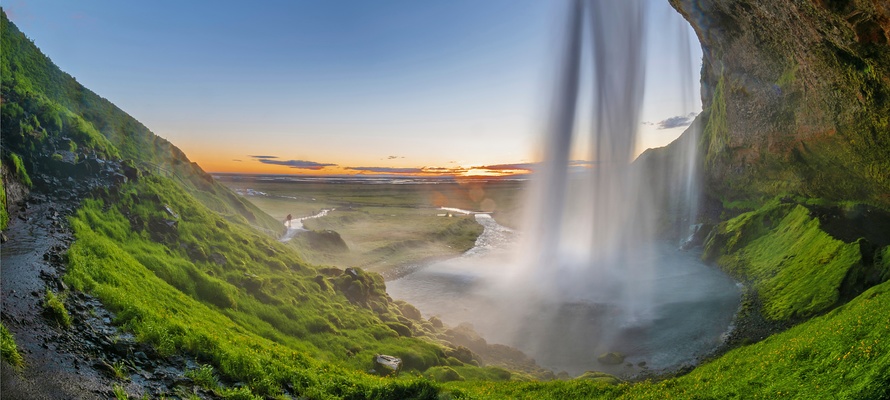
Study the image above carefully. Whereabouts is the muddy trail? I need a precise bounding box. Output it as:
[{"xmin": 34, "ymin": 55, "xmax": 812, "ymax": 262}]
[{"xmin": 1, "ymin": 164, "xmax": 218, "ymax": 399}]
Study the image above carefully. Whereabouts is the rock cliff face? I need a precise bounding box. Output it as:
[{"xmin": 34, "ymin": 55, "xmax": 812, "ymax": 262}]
[{"xmin": 668, "ymin": 0, "xmax": 890, "ymax": 206}]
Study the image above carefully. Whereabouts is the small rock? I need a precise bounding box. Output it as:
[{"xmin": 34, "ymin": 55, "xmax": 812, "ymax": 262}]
[{"xmin": 372, "ymin": 354, "xmax": 402, "ymax": 376}]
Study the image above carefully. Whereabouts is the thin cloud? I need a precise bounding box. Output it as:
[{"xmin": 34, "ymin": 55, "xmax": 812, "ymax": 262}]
[
  {"xmin": 478, "ymin": 163, "xmax": 536, "ymax": 171},
  {"xmin": 422, "ymin": 166, "xmax": 468, "ymax": 174},
  {"xmin": 656, "ymin": 112, "xmax": 698, "ymax": 130},
  {"xmin": 232, "ymin": 159, "xmax": 243, "ymax": 162},
  {"xmin": 249, "ymin": 155, "xmax": 279, "ymax": 159},
  {"xmin": 387, "ymin": 155, "xmax": 399, "ymax": 160},
  {"xmin": 346, "ymin": 166, "xmax": 424, "ymax": 174},
  {"xmin": 257, "ymin": 159, "xmax": 337, "ymax": 170},
  {"xmin": 569, "ymin": 160, "xmax": 597, "ymax": 166}
]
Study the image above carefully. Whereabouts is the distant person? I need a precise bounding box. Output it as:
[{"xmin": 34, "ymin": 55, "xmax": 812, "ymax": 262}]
[{"xmin": 286, "ymin": 214, "xmax": 293, "ymax": 228}]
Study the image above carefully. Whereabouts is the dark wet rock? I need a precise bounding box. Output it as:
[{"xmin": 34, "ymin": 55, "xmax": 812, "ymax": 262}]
[
  {"xmin": 372, "ymin": 354, "xmax": 402, "ymax": 376},
  {"xmin": 210, "ymin": 252, "xmax": 228, "ymax": 266},
  {"xmin": 122, "ymin": 163, "xmax": 140, "ymax": 182},
  {"xmin": 397, "ymin": 301, "xmax": 423, "ymax": 321},
  {"xmin": 386, "ymin": 322, "xmax": 412, "ymax": 337},
  {"xmin": 597, "ymin": 352, "xmax": 626, "ymax": 365},
  {"xmin": 446, "ymin": 346, "xmax": 476, "ymax": 364},
  {"xmin": 147, "ymin": 216, "xmax": 178, "ymax": 243},
  {"xmin": 313, "ymin": 275, "xmax": 329, "ymax": 290}
]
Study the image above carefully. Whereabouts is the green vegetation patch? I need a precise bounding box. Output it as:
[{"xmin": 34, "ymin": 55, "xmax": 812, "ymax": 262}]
[
  {"xmin": 1, "ymin": 322, "xmax": 24, "ymax": 368},
  {"xmin": 43, "ymin": 289, "xmax": 72, "ymax": 327},
  {"xmin": 705, "ymin": 201, "xmax": 862, "ymax": 320},
  {"xmin": 65, "ymin": 176, "xmax": 476, "ymax": 397},
  {"xmin": 8, "ymin": 153, "xmax": 32, "ymax": 188},
  {"xmin": 1, "ymin": 173, "xmax": 8, "ymax": 230}
]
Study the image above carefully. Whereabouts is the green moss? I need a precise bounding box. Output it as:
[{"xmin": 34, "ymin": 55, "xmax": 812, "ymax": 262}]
[
  {"xmin": 776, "ymin": 60, "xmax": 798, "ymax": 88},
  {"xmin": 702, "ymin": 73, "xmax": 728, "ymax": 171},
  {"xmin": 575, "ymin": 371, "xmax": 621, "ymax": 385},
  {"xmin": 0, "ymin": 175, "xmax": 8, "ymax": 230},
  {"xmin": 9, "ymin": 153, "xmax": 32, "ymax": 188},
  {"xmin": 706, "ymin": 201, "xmax": 862, "ymax": 320},
  {"xmin": 1, "ymin": 322, "xmax": 24, "ymax": 368},
  {"xmin": 428, "ymin": 366, "xmax": 465, "ymax": 382}
]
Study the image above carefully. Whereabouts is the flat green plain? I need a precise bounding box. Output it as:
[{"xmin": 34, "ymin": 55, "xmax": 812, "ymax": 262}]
[{"xmin": 218, "ymin": 178, "xmax": 526, "ymax": 275}]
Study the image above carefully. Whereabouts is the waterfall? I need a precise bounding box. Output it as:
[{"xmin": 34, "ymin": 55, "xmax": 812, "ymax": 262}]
[{"xmin": 498, "ymin": 0, "xmax": 702, "ymax": 360}]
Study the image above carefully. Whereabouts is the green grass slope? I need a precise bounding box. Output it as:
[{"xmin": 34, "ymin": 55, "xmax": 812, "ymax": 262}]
[
  {"xmin": 0, "ymin": 10, "xmax": 281, "ymax": 234},
  {"xmin": 704, "ymin": 200, "xmax": 868, "ymax": 320},
  {"xmin": 65, "ymin": 176, "xmax": 474, "ymax": 397}
]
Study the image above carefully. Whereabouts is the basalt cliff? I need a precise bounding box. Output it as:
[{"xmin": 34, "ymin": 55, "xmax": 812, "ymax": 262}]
[{"xmin": 668, "ymin": 0, "xmax": 889, "ymax": 206}]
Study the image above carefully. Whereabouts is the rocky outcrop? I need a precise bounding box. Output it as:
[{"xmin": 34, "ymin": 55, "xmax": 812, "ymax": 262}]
[{"xmin": 667, "ymin": 0, "xmax": 890, "ymax": 206}]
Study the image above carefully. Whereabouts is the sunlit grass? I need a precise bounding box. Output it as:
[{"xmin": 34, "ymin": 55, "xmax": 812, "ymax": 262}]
[
  {"xmin": 42, "ymin": 289, "xmax": 71, "ymax": 327},
  {"xmin": 65, "ymin": 176, "xmax": 469, "ymax": 397},
  {"xmin": 0, "ymin": 322, "xmax": 24, "ymax": 369}
]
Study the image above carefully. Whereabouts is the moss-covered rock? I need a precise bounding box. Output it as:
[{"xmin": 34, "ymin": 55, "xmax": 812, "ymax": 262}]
[
  {"xmin": 703, "ymin": 200, "xmax": 877, "ymax": 321},
  {"xmin": 575, "ymin": 371, "xmax": 621, "ymax": 385}
]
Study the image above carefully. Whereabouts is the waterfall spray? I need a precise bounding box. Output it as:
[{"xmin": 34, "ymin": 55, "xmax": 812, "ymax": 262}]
[{"xmin": 513, "ymin": 0, "xmax": 653, "ymax": 327}]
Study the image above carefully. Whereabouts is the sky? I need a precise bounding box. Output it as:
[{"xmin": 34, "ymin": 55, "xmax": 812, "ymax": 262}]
[{"xmin": 5, "ymin": 0, "xmax": 702, "ymax": 176}]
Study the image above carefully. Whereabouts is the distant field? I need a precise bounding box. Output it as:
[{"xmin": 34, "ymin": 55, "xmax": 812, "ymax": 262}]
[{"xmin": 218, "ymin": 176, "xmax": 527, "ymax": 275}]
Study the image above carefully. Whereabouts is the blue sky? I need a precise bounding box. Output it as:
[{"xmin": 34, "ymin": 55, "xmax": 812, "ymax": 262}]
[{"xmin": 5, "ymin": 0, "xmax": 701, "ymax": 175}]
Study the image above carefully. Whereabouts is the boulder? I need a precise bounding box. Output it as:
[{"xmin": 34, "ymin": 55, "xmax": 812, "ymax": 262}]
[
  {"xmin": 372, "ymin": 354, "xmax": 402, "ymax": 376},
  {"xmin": 597, "ymin": 352, "xmax": 625, "ymax": 365}
]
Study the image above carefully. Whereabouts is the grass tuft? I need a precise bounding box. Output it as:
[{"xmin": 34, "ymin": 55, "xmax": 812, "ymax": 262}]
[
  {"xmin": 42, "ymin": 289, "xmax": 71, "ymax": 327},
  {"xmin": 185, "ymin": 364, "xmax": 219, "ymax": 390},
  {"xmin": 1, "ymin": 322, "xmax": 24, "ymax": 369}
]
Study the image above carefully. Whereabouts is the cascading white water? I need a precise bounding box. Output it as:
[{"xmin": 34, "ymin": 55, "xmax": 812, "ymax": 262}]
[
  {"xmin": 388, "ymin": 0, "xmax": 738, "ymax": 377},
  {"xmin": 492, "ymin": 0, "xmax": 709, "ymax": 368},
  {"xmin": 506, "ymin": 0, "xmax": 654, "ymax": 340}
]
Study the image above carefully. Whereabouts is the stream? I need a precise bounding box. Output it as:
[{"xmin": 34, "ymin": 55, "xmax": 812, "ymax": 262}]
[{"xmin": 279, "ymin": 208, "xmax": 332, "ymax": 242}]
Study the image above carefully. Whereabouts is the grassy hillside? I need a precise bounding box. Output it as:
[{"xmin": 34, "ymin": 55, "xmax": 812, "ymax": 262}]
[
  {"xmin": 0, "ymin": 10, "xmax": 281, "ymax": 234},
  {"xmin": 65, "ymin": 176, "xmax": 489, "ymax": 397}
]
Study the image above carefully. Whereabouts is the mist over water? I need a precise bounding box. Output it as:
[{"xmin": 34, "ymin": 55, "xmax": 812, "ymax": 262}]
[{"xmin": 389, "ymin": 0, "xmax": 737, "ymax": 376}]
